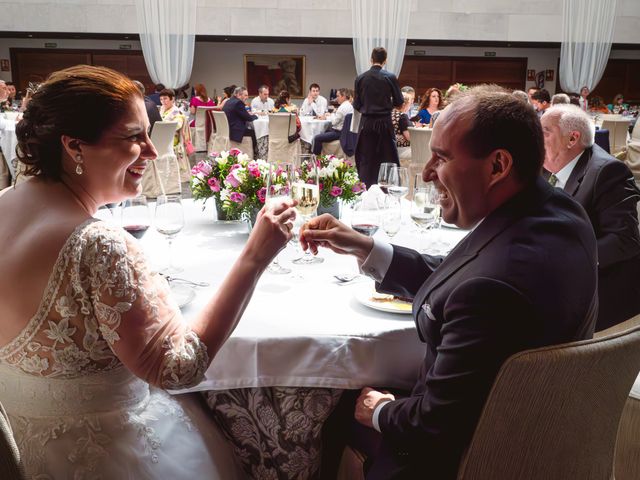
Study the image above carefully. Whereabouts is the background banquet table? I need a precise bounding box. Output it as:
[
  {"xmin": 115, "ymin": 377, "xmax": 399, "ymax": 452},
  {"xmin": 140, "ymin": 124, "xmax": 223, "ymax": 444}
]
[{"xmin": 252, "ymin": 115, "xmax": 332, "ymax": 144}]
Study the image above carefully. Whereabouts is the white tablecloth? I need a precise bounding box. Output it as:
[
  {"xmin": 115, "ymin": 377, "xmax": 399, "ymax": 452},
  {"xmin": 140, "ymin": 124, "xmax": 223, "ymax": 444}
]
[
  {"xmin": 111, "ymin": 199, "xmax": 467, "ymax": 393},
  {"xmin": 1, "ymin": 121, "xmax": 17, "ymax": 177},
  {"xmin": 253, "ymin": 116, "xmax": 331, "ymax": 143}
]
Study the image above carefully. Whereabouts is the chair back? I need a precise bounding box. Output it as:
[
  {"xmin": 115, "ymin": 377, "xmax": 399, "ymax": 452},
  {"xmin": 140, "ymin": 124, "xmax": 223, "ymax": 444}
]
[
  {"xmin": 407, "ymin": 127, "xmax": 432, "ymax": 198},
  {"xmin": 340, "ymin": 113, "xmax": 358, "ymax": 157},
  {"xmin": 632, "ymin": 118, "xmax": 640, "ymax": 142},
  {"xmin": 0, "ymin": 401, "xmax": 25, "ymax": 479},
  {"xmin": 601, "ymin": 116, "xmax": 630, "ymax": 154},
  {"xmin": 150, "ymin": 121, "xmax": 178, "ymax": 157},
  {"xmin": 194, "ymin": 106, "xmax": 216, "ymax": 152},
  {"xmin": 212, "ymin": 110, "xmax": 230, "ymax": 138},
  {"xmin": 457, "ymin": 325, "xmax": 640, "ymax": 480},
  {"xmin": 268, "ymin": 113, "xmax": 296, "ymax": 140}
]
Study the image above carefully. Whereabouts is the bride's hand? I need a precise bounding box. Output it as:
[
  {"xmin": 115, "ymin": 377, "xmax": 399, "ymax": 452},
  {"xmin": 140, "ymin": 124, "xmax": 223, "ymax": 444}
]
[{"xmin": 244, "ymin": 199, "xmax": 297, "ymax": 267}]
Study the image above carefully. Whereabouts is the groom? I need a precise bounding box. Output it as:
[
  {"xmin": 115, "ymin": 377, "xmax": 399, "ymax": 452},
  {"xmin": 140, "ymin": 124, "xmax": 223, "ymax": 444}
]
[{"xmin": 302, "ymin": 86, "xmax": 598, "ymax": 479}]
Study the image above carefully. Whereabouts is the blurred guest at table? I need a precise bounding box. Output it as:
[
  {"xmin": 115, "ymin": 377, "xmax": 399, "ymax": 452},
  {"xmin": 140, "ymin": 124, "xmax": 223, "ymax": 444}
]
[
  {"xmin": 219, "ymin": 84, "xmax": 237, "ymax": 109},
  {"xmin": 415, "ymin": 87, "xmax": 442, "ymax": 125},
  {"xmin": 608, "ymin": 93, "xmax": 629, "ymax": 114},
  {"xmin": 250, "ymin": 85, "xmax": 274, "ymax": 114},
  {"xmin": 531, "ymin": 88, "xmax": 551, "ymax": 117},
  {"xmin": 401, "ymin": 86, "xmax": 416, "ymax": 117},
  {"xmin": 0, "ymin": 80, "xmax": 14, "ymax": 188},
  {"xmin": 303, "ymin": 86, "xmax": 598, "ymax": 480},
  {"xmin": 353, "ymin": 47, "xmax": 404, "ymax": 188},
  {"xmin": 541, "ymin": 104, "xmax": 640, "ymax": 330},
  {"xmin": 589, "ymin": 96, "xmax": 610, "ymax": 114},
  {"xmin": 273, "ymin": 90, "xmax": 301, "ymax": 134},
  {"xmin": 1, "ymin": 81, "xmax": 17, "ymax": 111},
  {"xmin": 512, "ymin": 89, "xmax": 529, "ymax": 104},
  {"xmin": 300, "ymin": 83, "xmax": 328, "ymax": 117},
  {"xmin": 311, "ymin": 87, "xmax": 353, "ymax": 155},
  {"xmin": 527, "ymin": 86, "xmax": 539, "ymax": 103},
  {"xmin": 551, "ymin": 93, "xmax": 570, "ymax": 105},
  {"xmin": 223, "ymin": 86, "xmax": 258, "ymax": 153},
  {"xmin": 578, "ymin": 86, "xmax": 590, "ymax": 111},
  {"xmin": 569, "ymin": 93, "xmax": 581, "ymax": 106},
  {"xmin": 159, "ymin": 88, "xmax": 189, "ymax": 171},
  {"xmin": 392, "ymin": 92, "xmax": 412, "ymax": 160},
  {"xmin": 0, "ymin": 64, "xmax": 297, "ymax": 479},
  {"xmin": 147, "ymin": 82, "xmax": 165, "ymax": 106},
  {"xmin": 133, "ymin": 80, "xmax": 161, "ymax": 133},
  {"xmin": 189, "ymin": 83, "xmax": 216, "ymax": 127}
]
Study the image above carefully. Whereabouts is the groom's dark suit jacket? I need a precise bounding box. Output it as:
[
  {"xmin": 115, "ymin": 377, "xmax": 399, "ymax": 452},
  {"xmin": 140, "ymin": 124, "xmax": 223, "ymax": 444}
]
[
  {"xmin": 371, "ymin": 178, "xmax": 598, "ymax": 479},
  {"xmin": 559, "ymin": 144, "xmax": 640, "ymax": 330}
]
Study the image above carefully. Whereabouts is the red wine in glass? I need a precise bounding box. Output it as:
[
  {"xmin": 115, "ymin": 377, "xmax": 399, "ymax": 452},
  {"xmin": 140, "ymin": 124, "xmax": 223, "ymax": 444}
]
[
  {"xmin": 352, "ymin": 223, "xmax": 379, "ymax": 237},
  {"xmin": 123, "ymin": 224, "xmax": 149, "ymax": 239}
]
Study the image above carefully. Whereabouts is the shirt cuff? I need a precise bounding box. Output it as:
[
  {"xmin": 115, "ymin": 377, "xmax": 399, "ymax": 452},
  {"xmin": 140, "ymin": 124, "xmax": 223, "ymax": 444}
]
[
  {"xmin": 359, "ymin": 239, "xmax": 394, "ymax": 283},
  {"xmin": 372, "ymin": 400, "xmax": 392, "ymax": 433}
]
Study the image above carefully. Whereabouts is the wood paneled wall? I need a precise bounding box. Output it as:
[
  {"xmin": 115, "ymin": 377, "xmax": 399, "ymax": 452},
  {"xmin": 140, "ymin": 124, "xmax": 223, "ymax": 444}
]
[{"xmin": 590, "ymin": 59, "xmax": 640, "ymax": 104}]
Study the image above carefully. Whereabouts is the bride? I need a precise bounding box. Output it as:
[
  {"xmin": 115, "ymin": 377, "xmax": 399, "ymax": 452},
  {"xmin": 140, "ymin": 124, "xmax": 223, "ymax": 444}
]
[{"xmin": 0, "ymin": 65, "xmax": 296, "ymax": 479}]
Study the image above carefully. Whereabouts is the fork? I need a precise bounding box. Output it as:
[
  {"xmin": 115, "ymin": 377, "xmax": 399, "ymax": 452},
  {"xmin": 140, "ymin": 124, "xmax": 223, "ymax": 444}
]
[{"xmin": 160, "ymin": 273, "xmax": 210, "ymax": 287}]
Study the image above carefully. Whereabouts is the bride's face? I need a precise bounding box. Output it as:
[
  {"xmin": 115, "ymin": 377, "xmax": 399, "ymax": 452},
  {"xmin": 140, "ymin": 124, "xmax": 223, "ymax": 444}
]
[{"xmin": 76, "ymin": 97, "xmax": 157, "ymax": 203}]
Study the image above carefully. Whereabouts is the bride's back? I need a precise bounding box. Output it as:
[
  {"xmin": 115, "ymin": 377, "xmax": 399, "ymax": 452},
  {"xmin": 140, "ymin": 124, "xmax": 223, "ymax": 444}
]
[{"xmin": 0, "ymin": 179, "xmax": 89, "ymax": 347}]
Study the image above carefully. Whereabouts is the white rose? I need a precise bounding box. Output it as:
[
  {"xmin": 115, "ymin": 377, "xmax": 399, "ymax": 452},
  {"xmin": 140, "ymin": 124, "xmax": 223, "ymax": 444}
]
[{"xmin": 237, "ymin": 153, "xmax": 249, "ymax": 163}]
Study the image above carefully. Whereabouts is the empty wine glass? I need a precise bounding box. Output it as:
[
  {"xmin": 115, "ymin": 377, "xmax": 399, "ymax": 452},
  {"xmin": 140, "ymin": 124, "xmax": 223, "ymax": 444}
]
[
  {"xmin": 351, "ymin": 196, "xmax": 381, "ymax": 237},
  {"xmin": 387, "ymin": 166, "xmax": 409, "ymax": 199},
  {"xmin": 377, "ymin": 162, "xmax": 396, "ymax": 194},
  {"xmin": 121, "ymin": 195, "xmax": 151, "ymax": 239},
  {"xmin": 293, "ymin": 155, "xmax": 324, "ymax": 265},
  {"xmin": 411, "ymin": 182, "xmax": 440, "ymax": 252},
  {"xmin": 265, "ymin": 162, "xmax": 293, "ymax": 274},
  {"xmin": 382, "ymin": 195, "xmax": 402, "ymax": 238},
  {"xmin": 155, "ymin": 194, "xmax": 185, "ymax": 274}
]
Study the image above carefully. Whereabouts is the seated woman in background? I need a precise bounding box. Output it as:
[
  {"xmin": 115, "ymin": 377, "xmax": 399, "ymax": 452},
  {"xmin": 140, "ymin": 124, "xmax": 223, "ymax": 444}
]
[
  {"xmin": 0, "ymin": 65, "xmax": 296, "ymax": 479},
  {"xmin": 189, "ymin": 83, "xmax": 216, "ymax": 127},
  {"xmin": 392, "ymin": 92, "xmax": 412, "ymax": 160},
  {"xmin": 590, "ymin": 96, "xmax": 610, "ymax": 114},
  {"xmin": 159, "ymin": 88, "xmax": 190, "ymax": 172},
  {"xmin": 273, "ymin": 90, "xmax": 301, "ymax": 133},
  {"xmin": 608, "ymin": 93, "xmax": 629, "ymax": 114},
  {"xmin": 218, "ymin": 84, "xmax": 237, "ymax": 108},
  {"xmin": 415, "ymin": 87, "xmax": 442, "ymax": 125}
]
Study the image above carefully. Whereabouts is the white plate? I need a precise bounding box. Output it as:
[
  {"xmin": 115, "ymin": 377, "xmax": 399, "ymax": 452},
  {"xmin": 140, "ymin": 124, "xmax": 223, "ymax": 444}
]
[
  {"xmin": 354, "ymin": 284, "xmax": 413, "ymax": 315},
  {"xmin": 170, "ymin": 283, "xmax": 196, "ymax": 309},
  {"xmin": 441, "ymin": 221, "xmax": 461, "ymax": 229}
]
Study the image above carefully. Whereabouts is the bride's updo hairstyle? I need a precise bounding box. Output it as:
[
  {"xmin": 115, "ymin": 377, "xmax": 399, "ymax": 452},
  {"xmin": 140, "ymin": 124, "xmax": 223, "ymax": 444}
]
[{"xmin": 16, "ymin": 64, "xmax": 141, "ymax": 180}]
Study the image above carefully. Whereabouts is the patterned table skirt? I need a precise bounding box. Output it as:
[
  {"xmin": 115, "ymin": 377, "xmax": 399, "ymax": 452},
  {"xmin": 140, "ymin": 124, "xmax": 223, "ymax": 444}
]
[{"xmin": 203, "ymin": 387, "xmax": 343, "ymax": 479}]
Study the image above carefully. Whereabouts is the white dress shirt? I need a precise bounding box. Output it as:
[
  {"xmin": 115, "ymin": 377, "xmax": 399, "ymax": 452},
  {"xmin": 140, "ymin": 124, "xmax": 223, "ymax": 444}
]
[
  {"xmin": 299, "ymin": 95, "xmax": 328, "ymax": 116},
  {"xmin": 331, "ymin": 101, "xmax": 354, "ymax": 131},
  {"xmin": 250, "ymin": 96, "xmax": 274, "ymax": 112},
  {"xmin": 550, "ymin": 152, "xmax": 582, "ymax": 189}
]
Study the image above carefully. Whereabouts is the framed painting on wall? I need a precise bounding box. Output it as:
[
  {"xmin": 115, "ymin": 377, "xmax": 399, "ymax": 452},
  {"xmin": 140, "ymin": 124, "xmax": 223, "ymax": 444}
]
[{"xmin": 244, "ymin": 54, "xmax": 306, "ymax": 98}]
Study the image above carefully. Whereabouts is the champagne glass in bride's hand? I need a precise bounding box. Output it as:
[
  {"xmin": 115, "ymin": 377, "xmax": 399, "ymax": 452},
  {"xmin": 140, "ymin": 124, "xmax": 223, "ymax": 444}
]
[
  {"xmin": 155, "ymin": 195, "xmax": 185, "ymax": 274},
  {"xmin": 265, "ymin": 162, "xmax": 294, "ymax": 274},
  {"xmin": 121, "ymin": 195, "xmax": 151, "ymax": 239},
  {"xmin": 293, "ymin": 155, "xmax": 323, "ymax": 265}
]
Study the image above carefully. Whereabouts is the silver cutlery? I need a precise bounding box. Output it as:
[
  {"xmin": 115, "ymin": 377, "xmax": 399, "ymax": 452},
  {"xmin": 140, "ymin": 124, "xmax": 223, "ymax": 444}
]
[{"xmin": 160, "ymin": 273, "xmax": 210, "ymax": 287}]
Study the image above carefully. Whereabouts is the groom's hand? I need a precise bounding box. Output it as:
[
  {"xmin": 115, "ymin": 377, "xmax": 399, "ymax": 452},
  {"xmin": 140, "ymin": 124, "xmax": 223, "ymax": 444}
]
[
  {"xmin": 299, "ymin": 214, "xmax": 373, "ymax": 261},
  {"xmin": 355, "ymin": 387, "xmax": 395, "ymax": 429}
]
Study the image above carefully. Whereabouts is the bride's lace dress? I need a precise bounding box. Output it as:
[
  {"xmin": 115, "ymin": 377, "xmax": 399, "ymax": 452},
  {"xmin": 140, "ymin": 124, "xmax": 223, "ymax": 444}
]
[{"xmin": 0, "ymin": 219, "xmax": 241, "ymax": 479}]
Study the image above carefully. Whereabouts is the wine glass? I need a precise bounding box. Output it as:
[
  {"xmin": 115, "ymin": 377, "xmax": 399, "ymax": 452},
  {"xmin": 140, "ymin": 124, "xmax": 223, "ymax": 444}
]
[
  {"xmin": 351, "ymin": 196, "xmax": 381, "ymax": 237},
  {"xmin": 410, "ymin": 182, "xmax": 440, "ymax": 253},
  {"xmin": 377, "ymin": 162, "xmax": 396, "ymax": 194},
  {"xmin": 155, "ymin": 194, "xmax": 185, "ymax": 274},
  {"xmin": 293, "ymin": 155, "xmax": 324, "ymax": 265},
  {"xmin": 265, "ymin": 162, "xmax": 294, "ymax": 274},
  {"xmin": 387, "ymin": 166, "xmax": 409, "ymax": 199},
  {"xmin": 121, "ymin": 195, "xmax": 151, "ymax": 239},
  {"xmin": 382, "ymin": 195, "xmax": 402, "ymax": 238}
]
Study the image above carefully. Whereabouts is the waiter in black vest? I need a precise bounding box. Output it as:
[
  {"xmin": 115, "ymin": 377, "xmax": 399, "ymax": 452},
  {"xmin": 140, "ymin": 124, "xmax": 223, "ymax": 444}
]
[{"xmin": 353, "ymin": 47, "xmax": 404, "ymax": 188}]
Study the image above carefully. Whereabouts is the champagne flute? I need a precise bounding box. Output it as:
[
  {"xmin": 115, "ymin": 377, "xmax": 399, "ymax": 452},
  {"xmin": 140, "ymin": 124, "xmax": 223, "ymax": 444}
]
[
  {"xmin": 377, "ymin": 162, "xmax": 396, "ymax": 194},
  {"xmin": 387, "ymin": 166, "xmax": 409, "ymax": 199},
  {"xmin": 382, "ymin": 195, "xmax": 402, "ymax": 238},
  {"xmin": 293, "ymin": 155, "xmax": 324, "ymax": 265},
  {"xmin": 155, "ymin": 194, "xmax": 185, "ymax": 274},
  {"xmin": 265, "ymin": 162, "xmax": 293, "ymax": 274},
  {"xmin": 121, "ymin": 195, "xmax": 151, "ymax": 239}
]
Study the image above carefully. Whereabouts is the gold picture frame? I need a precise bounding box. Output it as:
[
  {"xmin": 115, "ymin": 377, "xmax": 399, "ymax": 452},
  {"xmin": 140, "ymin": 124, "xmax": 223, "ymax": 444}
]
[{"xmin": 244, "ymin": 54, "xmax": 306, "ymax": 98}]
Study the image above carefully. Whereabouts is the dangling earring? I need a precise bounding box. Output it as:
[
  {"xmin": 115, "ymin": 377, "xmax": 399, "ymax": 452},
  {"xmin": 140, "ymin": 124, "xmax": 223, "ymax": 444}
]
[{"xmin": 74, "ymin": 153, "xmax": 84, "ymax": 175}]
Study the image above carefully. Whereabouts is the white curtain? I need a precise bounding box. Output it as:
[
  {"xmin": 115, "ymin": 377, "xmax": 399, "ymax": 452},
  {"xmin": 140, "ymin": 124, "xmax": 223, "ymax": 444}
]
[
  {"xmin": 135, "ymin": 0, "xmax": 197, "ymax": 89},
  {"xmin": 351, "ymin": 0, "xmax": 411, "ymax": 76},
  {"xmin": 559, "ymin": 0, "xmax": 617, "ymax": 93}
]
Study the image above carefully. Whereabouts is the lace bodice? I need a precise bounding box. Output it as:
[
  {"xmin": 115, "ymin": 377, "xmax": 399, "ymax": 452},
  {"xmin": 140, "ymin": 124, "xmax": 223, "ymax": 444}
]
[{"xmin": 0, "ymin": 219, "xmax": 208, "ymax": 390}]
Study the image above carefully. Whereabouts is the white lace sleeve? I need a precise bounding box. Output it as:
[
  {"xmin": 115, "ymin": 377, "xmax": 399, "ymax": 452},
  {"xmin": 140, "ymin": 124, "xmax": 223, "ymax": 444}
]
[{"xmin": 83, "ymin": 223, "xmax": 209, "ymax": 389}]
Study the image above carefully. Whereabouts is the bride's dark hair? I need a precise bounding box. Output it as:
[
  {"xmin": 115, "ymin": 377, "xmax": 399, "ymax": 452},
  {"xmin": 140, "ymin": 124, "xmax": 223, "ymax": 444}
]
[{"xmin": 16, "ymin": 64, "xmax": 141, "ymax": 180}]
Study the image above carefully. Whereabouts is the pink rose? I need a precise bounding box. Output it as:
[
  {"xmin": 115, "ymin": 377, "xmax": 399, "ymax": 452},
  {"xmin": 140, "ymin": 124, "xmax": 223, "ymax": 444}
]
[
  {"xmin": 225, "ymin": 171, "xmax": 241, "ymax": 187},
  {"xmin": 230, "ymin": 192, "xmax": 246, "ymax": 203},
  {"xmin": 247, "ymin": 161, "xmax": 261, "ymax": 178},
  {"xmin": 198, "ymin": 161, "xmax": 212, "ymax": 176},
  {"xmin": 191, "ymin": 165, "xmax": 200, "ymax": 175},
  {"xmin": 208, "ymin": 177, "xmax": 220, "ymax": 192},
  {"xmin": 229, "ymin": 163, "xmax": 241, "ymax": 172},
  {"xmin": 352, "ymin": 182, "xmax": 365, "ymax": 193},
  {"xmin": 330, "ymin": 186, "xmax": 343, "ymax": 197},
  {"xmin": 257, "ymin": 187, "xmax": 267, "ymax": 203},
  {"xmin": 229, "ymin": 148, "xmax": 242, "ymax": 157}
]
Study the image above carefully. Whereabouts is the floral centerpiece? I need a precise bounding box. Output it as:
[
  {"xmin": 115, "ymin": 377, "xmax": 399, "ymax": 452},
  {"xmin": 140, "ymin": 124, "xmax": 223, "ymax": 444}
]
[
  {"xmin": 299, "ymin": 155, "xmax": 366, "ymax": 211},
  {"xmin": 190, "ymin": 148, "xmax": 272, "ymax": 221}
]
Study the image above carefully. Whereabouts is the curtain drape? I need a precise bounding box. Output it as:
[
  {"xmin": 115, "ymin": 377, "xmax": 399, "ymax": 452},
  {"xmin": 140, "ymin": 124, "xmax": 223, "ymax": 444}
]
[
  {"xmin": 351, "ymin": 0, "xmax": 411, "ymax": 76},
  {"xmin": 135, "ymin": 0, "xmax": 197, "ymax": 89},
  {"xmin": 559, "ymin": 0, "xmax": 617, "ymax": 93}
]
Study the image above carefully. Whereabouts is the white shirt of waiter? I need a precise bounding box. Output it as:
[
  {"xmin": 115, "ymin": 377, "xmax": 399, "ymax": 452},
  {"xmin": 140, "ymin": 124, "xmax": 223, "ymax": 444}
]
[{"xmin": 300, "ymin": 85, "xmax": 328, "ymax": 117}]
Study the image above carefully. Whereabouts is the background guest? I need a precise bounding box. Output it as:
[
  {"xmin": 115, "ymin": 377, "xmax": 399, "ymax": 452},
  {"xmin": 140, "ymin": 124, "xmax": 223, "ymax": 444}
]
[
  {"xmin": 132, "ymin": 80, "xmax": 162, "ymax": 133},
  {"xmin": 579, "ymin": 86, "xmax": 590, "ymax": 111},
  {"xmin": 219, "ymin": 84, "xmax": 237, "ymax": 109},
  {"xmin": 222, "ymin": 86, "xmax": 258, "ymax": 153},
  {"xmin": 415, "ymin": 87, "xmax": 442, "ymax": 125},
  {"xmin": 299, "ymin": 83, "xmax": 328, "ymax": 117},
  {"xmin": 273, "ymin": 90, "xmax": 301, "ymax": 134},
  {"xmin": 392, "ymin": 91, "xmax": 412, "ymax": 157},
  {"xmin": 251, "ymin": 85, "xmax": 275, "ymax": 113},
  {"xmin": 189, "ymin": 83, "xmax": 216, "ymax": 127},
  {"xmin": 551, "ymin": 93, "xmax": 570, "ymax": 105},
  {"xmin": 311, "ymin": 87, "xmax": 353, "ymax": 155},
  {"xmin": 527, "ymin": 86, "xmax": 539, "ymax": 103},
  {"xmin": 512, "ymin": 89, "xmax": 529, "ymax": 104},
  {"xmin": 147, "ymin": 83, "xmax": 165, "ymax": 106},
  {"xmin": 531, "ymin": 88, "xmax": 551, "ymax": 116},
  {"xmin": 608, "ymin": 93, "xmax": 629, "ymax": 114},
  {"xmin": 589, "ymin": 96, "xmax": 610, "ymax": 114},
  {"xmin": 159, "ymin": 88, "xmax": 189, "ymax": 172}
]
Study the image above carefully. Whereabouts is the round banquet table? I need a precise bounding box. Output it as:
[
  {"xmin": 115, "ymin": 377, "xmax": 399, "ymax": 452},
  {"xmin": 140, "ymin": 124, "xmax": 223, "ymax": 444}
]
[{"xmin": 252, "ymin": 115, "xmax": 332, "ymax": 144}]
